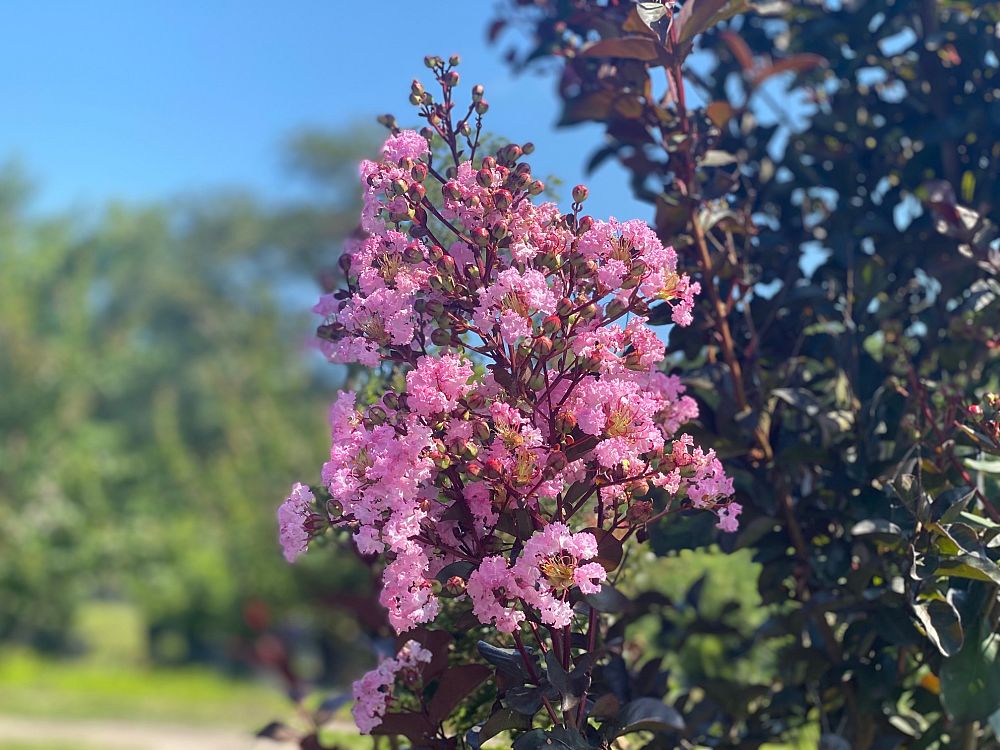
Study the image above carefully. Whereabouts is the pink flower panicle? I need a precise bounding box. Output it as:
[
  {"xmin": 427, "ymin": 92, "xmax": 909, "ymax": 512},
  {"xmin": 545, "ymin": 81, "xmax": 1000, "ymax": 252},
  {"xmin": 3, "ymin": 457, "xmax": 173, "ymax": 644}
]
[
  {"xmin": 351, "ymin": 639, "xmax": 432, "ymax": 734},
  {"xmin": 278, "ymin": 63, "xmax": 740, "ymax": 734}
]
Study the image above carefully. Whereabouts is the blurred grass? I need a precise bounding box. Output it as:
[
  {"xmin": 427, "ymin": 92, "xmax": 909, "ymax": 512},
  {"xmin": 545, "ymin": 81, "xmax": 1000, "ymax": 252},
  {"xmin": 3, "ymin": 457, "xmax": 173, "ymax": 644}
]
[
  {"xmin": 0, "ymin": 648, "xmax": 286, "ymax": 726},
  {"xmin": 0, "ymin": 600, "xmax": 286, "ymax": 728}
]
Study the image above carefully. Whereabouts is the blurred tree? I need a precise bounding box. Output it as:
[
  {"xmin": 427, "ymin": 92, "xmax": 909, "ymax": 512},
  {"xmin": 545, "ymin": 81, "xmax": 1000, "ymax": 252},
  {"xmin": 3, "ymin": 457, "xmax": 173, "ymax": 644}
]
[{"xmin": 0, "ymin": 127, "xmax": 376, "ymax": 671}]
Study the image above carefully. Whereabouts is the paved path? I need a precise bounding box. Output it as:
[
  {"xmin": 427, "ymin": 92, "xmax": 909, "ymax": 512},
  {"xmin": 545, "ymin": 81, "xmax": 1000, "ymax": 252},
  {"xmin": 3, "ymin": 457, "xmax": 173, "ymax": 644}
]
[{"xmin": 0, "ymin": 715, "xmax": 303, "ymax": 750}]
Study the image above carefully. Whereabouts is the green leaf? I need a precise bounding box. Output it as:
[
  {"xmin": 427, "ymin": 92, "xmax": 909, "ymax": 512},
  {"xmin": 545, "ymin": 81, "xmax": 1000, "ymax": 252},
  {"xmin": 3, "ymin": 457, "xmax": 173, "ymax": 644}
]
[
  {"xmin": 931, "ymin": 486, "xmax": 975, "ymax": 523},
  {"xmin": 676, "ymin": 0, "xmax": 752, "ymax": 44},
  {"xmin": 478, "ymin": 641, "xmax": 535, "ymax": 680},
  {"xmin": 474, "ymin": 708, "xmax": 532, "ymax": 746},
  {"xmin": 583, "ymin": 582, "xmax": 631, "ymax": 613},
  {"xmin": 941, "ymin": 611, "xmax": 1000, "ymax": 722},
  {"xmin": 851, "ymin": 518, "xmax": 904, "ymax": 544},
  {"xmin": 966, "ymin": 457, "xmax": 1000, "ymax": 474},
  {"xmin": 912, "ymin": 597, "xmax": 964, "ymax": 657},
  {"xmin": 606, "ymin": 697, "xmax": 685, "ymax": 737},
  {"xmin": 936, "ymin": 554, "xmax": 1000, "ymax": 585},
  {"xmin": 581, "ymin": 37, "xmax": 664, "ymax": 62}
]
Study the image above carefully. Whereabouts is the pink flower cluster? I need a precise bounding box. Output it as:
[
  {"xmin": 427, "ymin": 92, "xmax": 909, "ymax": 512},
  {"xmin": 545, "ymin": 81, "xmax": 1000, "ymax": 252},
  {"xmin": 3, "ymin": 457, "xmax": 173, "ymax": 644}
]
[
  {"xmin": 351, "ymin": 639, "xmax": 432, "ymax": 734},
  {"xmin": 279, "ymin": 103, "xmax": 739, "ymax": 732}
]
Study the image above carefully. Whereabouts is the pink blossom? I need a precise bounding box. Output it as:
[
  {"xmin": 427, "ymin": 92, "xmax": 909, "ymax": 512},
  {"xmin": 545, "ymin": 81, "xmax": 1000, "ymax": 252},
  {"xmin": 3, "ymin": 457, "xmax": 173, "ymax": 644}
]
[
  {"xmin": 382, "ymin": 130, "xmax": 429, "ymax": 163},
  {"xmin": 406, "ymin": 354, "xmax": 473, "ymax": 417},
  {"xmin": 277, "ymin": 483, "xmax": 314, "ymax": 563},
  {"xmin": 351, "ymin": 638, "xmax": 432, "ymax": 734}
]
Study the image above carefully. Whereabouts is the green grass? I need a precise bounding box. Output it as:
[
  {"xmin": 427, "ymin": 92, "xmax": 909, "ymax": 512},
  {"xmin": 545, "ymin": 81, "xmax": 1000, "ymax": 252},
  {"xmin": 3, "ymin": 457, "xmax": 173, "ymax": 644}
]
[{"xmin": 0, "ymin": 648, "xmax": 287, "ymax": 727}]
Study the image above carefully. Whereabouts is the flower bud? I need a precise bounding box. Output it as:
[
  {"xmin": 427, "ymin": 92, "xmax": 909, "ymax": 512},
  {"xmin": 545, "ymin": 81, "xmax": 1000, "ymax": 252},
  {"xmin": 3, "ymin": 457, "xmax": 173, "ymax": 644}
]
[
  {"xmin": 533, "ymin": 336, "xmax": 553, "ymax": 356},
  {"xmin": 419, "ymin": 126, "xmax": 435, "ymax": 142},
  {"xmin": 476, "ymin": 168, "xmax": 493, "ymax": 188},
  {"xmin": 471, "ymin": 84, "xmax": 485, "ymax": 102},
  {"xmin": 443, "ymin": 576, "xmax": 466, "ymax": 597},
  {"xmin": 403, "ymin": 244, "xmax": 424, "ymax": 264},
  {"xmin": 460, "ymin": 441, "xmax": 479, "ymax": 460},
  {"xmin": 382, "ymin": 392, "xmax": 400, "ymax": 411},
  {"xmin": 542, "ymin": 315, "xmax": 562, "ymax": 335},
  {"xmin": 449, "ymin": 54, "xmax": 461, "ymax": 66},
  {"xmin": 443, "ymin": 181, "xmax": 462, "ymax": 201},
  {"xmin": 491, "ymin": 222, "xmax": 509, "ymax": 240},
  {"xmin": 493, "ymin": 189, "xmax": 513, "ymax": 210},
  {"xmin": 475, "ymin": 99, "xmax": 489, "ymax": 115},
  {"xmin": 471, "ymin": 227, "xmax": 490, "ymax": 246},
  {"xmin": 431, "ymin": 328, "xmax": 452, "ymax": 346},
  {"xmin": 338, "ymin": 253, "xmax": 353, "ymax": 273},
  {"xmin": 444, "ymin": 70, "xmax": 460, "ymax": 88},
  {"xmin": 390, "ymin": 177, "xmax": 408, "ymax": 196},
  {"xmin": 425, "ymin": 300, "xmax": 445, "ymax": 318},
  {"xmin": 528, "ymin": 179, "xmax": 545, "ymax": 196},
  {"xmin": 522, "ymin": 142, "xmax": 535, "ymax": 154},
  {"xmin": 579, "ymin": 303, "xmax": 598, "ymax": 320},
  {"xmin": 577, "ymin": 215, "xmax": 595, "ymax": 233},
  {"xmin": 572, "ymin": 184, "xmax": 589, "ymax": 203},
  {"xmin": 473, "ymin": 420, "xmax": 491, "ymax": 441},
  {"xmin": 424, "ymin": 55, "xmax": 437, "ymax": 68},
  {"xmin": 368, "ymin": 406, "xmax": 387, "ymax": 425},
  {"xmin": 484, "ymin": 458, "xmax": 503, "ymax": 479},
  {"xmin": 528, "ymin": 372, "xmax": 547, "ymax": 391},
  {"xmin": 407, "ymin": 183, "xmax": 426, "ymax": 202},
  {"xmin": 410, "ymin": 163, "xmax": 428, "ymax": 182},
  {"xmin": 555, "ymin": 411, "xmax": 577, "ymax": 434}
]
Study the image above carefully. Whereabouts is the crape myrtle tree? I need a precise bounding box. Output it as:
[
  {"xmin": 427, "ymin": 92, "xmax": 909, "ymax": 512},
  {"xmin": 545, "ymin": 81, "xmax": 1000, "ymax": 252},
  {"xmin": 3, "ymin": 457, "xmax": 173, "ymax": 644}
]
[
  {"xmin": 269, "ymin": 50, "xmax": 749, "ymax": 749},
  {"xmin": 478, "ymin": 0, "xmax": 999, "ymax": 748}
]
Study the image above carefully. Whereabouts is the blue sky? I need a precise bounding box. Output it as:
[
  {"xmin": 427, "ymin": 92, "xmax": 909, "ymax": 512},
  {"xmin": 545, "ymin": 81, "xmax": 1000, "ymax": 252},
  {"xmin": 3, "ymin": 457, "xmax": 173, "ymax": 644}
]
[{"xmin": 0, "ymin": 2, "xmax": 642, "ymax": 219}]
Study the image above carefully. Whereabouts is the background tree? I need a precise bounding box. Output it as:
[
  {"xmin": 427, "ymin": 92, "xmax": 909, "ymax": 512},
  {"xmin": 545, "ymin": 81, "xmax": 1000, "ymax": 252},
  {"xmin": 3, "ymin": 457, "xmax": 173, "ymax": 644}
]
[{"xmin": 0, "ymin": 128, "xmax": 378, "ymax": 678}]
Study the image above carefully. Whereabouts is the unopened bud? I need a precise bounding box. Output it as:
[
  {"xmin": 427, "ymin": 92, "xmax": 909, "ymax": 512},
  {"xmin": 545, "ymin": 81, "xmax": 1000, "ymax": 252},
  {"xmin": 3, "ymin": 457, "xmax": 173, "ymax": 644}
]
[
  {"xmin": 443, "ymin": 576, "xmax": 466, "ymax": 596},
  {"xmin": 528, "ymin": 179, "xmax": 545, "ymax": 196},
  {"xmin": 476, "ymin": 168, "xmax": 493, "ymax": 188},
  {"xmin": 444, "ymin": 70, "xmax": 460, "ymax": 87},
  {"xmin": 579, "ymin": 303, "xmax": 598, "ymax": 320},
  {"xmin": 542, "ymin": 315, "xmax": 562, "ymax": 335},
  {"xmin": 382, "ymin": 392, "xmax": 400, "ymax": 411},
  {"xmin": 403, "ymin": 244, "xmax": 424, "ymax": 264},
  {"xmin": 471, "ymin": 227, "xmax": 490, "ymax": 246},
  {"xmin": 493, "ymin": 189, "xmax": 513, "ymax": 210},
  {"xmin": 475, "ymin": 99, "xmax": 489, "ymax": 115},
  {"xmin": 484, "ymin": 458, "xmax": 503, "ymax": 479},
  {"xmin": 533, "ymin": 336, "xmax": 553, "ymax": 355},
  {"xmin": 431, "ymin": 328, "xmax": 452, "ymax": 346},
  {"xmin": 577, "ymin": 215, "xmax": 595, "ymax": 233},
  {"xmin": 572, "ymin": 184, "xmax": 589, "ymax": 203},
  {"xmin": 473, "ymin": 421, "xmax": 491, "ymax": 442},
  {"xmin": 472, "ymin": 84, "xmax": 485, "ymax": 102},
  {"xmin": 449, "ymin": 54, "xmax": 461, "ymax": 66},
  {"xmin": 522, "ymin": 142, "xmax": 535, "ymax": 154},
  {"xmin": 555, "ymin": 411, "xmax": 577, "ymax": 434},
  {"xmin": 407, "ymin": 183, "xmax": 426, "ymax": 202},
  {"xmin": 410, "ymin": 163, "xmax": 428, "ymax": 182}
]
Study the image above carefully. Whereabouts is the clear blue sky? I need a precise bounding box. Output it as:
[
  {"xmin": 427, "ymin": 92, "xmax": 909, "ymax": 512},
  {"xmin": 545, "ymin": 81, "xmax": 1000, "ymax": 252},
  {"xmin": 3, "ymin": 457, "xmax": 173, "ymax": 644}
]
[{"xmin": 0, "ymin": 2, "xmax": 642, "ymax": 220}]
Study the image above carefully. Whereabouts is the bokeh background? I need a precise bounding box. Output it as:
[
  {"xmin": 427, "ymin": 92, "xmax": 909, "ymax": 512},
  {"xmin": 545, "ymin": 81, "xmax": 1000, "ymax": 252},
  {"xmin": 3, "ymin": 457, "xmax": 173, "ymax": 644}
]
[{"xmin": 0, "ymin": 4, "xmax": 658, "ymax": 749}]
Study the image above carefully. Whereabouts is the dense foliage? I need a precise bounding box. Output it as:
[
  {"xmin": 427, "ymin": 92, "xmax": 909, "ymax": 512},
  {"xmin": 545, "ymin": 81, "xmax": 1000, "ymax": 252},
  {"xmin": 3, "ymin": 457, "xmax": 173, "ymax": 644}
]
[{"xmin": 480, "ymin": 0, "xmax": 1000, "ymax": 747}]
